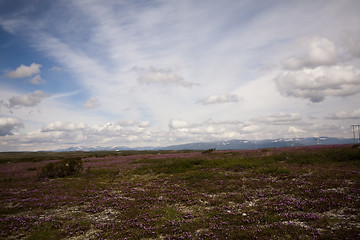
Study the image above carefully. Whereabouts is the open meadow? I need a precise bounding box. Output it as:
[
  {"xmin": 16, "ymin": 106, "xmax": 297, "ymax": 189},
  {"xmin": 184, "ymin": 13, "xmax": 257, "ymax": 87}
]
[{"xmin": 0, "ymin": 145, "xmax": 359, "ymax": 239}]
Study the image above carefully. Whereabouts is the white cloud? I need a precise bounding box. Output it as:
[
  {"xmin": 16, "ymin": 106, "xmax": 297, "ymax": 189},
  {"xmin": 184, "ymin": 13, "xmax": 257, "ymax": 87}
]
[
  {"xmin": 282, "ymin": 37, "xmax": 338, "ymax": 70},
  {"xmin": 288, "ymin": 126, "xmax": 305, "ymax": 134},
  {"xmin": 42, "ymin": 120, "xmax": 151, "ymax": 137},
  {"xmin": 0, "ymin": 117, "xmax": 24, "ymax": 136},
  {"xmin": 0, "ymin": 18, "xmax": 22, "ymax": 34},
  {"xmin": 1, "ymin": 1, "xmax": 359, "ymax": 150},
  {"xmin": 0, "ymin": 115, "xmax": 351, "ymax": 151},
  {"xmin": 7, "ymin": 90, "xmax": 49, "ymax": 108},
  {"xmin": 42, "ymin": 121, "xmax": 88, "ymax": 132},
  {"xmin": 5, "ymin": 63, "xmax": 42, "ymax": 78},
  {"xmin": 200, "ymin": 94, "xmax": 240, "ymax": 105},
  {"xmin": 137, "ymin": 121, "xmax": 151, "ymax": 128},
  {"xmin": 169, "ymin": 119, "xmax": 192, "ymax": 129},
  {"xmin": 137, "ymin": 67, "xmax": 198, "ymax": 88},
  {"xmin": 168, "ymin": 119, "xmax": 260, "ymax": 142},
  {"xmin": 304, "ymin": 122, "xmax": 346, "ymax": 138},
  {"xmin": 275, "ymin": 65, "xmax": 360, "ymax": 102},
  {"xmin": 255, "ymin": 113, "xmax": 302, "ymax": 125},
  {"xmin": 33, "ymin": 33, "xmax": 110, "ymax": 88},
  {"xmin": 242, "ymin": 124, "xmax": 260, "ymax": 133},
  {"xmin": 7, "ymin": 91, "xmax": 48, "ymax": 108},
  {"xmin": 10, "ymin": 120, "xmax": 154, "ymax": 150},
  {"xmin": 29, "ymin": 74, "xmax": 45, "ymax": 85},
  {"xmin": 328, "ymin": 109, "xmax": 360, "ymax": 119},
  {"xmin": 83, "ymin": 97, "xmax": 100, "ymax": 109}
]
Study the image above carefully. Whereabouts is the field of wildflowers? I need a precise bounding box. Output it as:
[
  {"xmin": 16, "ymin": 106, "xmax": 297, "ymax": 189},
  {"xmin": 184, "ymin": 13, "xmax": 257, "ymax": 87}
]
[{"xmin": 0, "ymin": 145, "xmax": 359, "ymax": 239}]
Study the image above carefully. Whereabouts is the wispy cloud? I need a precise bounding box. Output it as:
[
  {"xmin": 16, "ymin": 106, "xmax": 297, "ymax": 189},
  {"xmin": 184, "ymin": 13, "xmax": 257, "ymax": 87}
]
[
  {"xmin": 327, "ymin": 109, "xmax": 360, "ymax": 119},
  {"xmin": 49, "ymin": 66, "xmax": 65, "ymax": 72},
  {"xmin": 199, "ymin": 94, "xmax": 240, "ymax": 105},
  {"xmin": 136, "ymin": 67, "xmax": 198, "ymax": 88},
  {"xmin": 1, "ymin": 0, "xmax": 359, "ymax": 150},
  {"xmin": 42, "ymin": 121, "xmax": 88, "ymax": 132},
  {"xmin": 254, "ymin": 113, "xmax": 302, "ymax": 125},
  {"xmin": 168, "ymin": 119, "xmax": 260, "ymax": 141},
  {"xmin": 83, "ymin": 97, "xmax": 100, "ymax": 109}
]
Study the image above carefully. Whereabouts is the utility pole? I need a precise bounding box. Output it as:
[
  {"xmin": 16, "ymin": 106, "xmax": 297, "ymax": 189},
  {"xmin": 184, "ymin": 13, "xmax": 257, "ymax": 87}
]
[
  {"xmin": 351, "ymin": 125, "xmax": 360, "ymax": 144},
  {"xmin": 352, "ymin": 125, "xmax": 356, "ymax": 144}
]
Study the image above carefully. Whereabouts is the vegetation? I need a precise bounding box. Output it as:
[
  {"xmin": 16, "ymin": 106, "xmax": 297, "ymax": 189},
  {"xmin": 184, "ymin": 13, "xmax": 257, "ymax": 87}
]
[
  {"xmin": 0, "ymin": 145, "xmax": 359, "ymax": 239},
  {"xmin": 0, "ymin": 150, "xmax": 199, "ymax": 164},
  {"xmin": 37, "ymin": 157, "xmax": 83, "ymax": 179},
  {"xmin": 202, "ymin": 148, "xmax": 216, "ymax": 154}
]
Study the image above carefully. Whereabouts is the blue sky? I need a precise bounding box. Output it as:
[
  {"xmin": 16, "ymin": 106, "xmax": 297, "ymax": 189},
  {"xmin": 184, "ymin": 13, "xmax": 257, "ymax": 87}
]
[{"xmin": 1, "ymin": 0, "xmax": 360, "ymax": 151}]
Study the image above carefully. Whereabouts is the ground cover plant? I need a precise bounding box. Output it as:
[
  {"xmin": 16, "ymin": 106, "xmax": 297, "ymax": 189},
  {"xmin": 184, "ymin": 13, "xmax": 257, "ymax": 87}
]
[{"xmin": 0, "ymin": 145, "xmax": 359, "ymax": 239}]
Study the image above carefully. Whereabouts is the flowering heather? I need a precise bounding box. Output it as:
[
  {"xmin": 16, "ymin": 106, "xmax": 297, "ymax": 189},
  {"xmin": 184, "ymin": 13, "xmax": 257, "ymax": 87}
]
[{"xmin": 0, "ymin": 146, "xmax": 359, "ymax": 239}]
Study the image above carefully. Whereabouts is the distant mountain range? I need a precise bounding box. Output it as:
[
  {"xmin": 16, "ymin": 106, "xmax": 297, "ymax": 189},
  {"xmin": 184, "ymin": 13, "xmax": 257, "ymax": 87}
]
[{"xmin": 56, "ymin": 137, "xmax": 356, "ymax": 151}]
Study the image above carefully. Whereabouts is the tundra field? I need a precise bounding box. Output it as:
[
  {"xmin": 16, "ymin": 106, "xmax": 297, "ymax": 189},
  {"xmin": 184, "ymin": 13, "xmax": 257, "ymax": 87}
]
[{"xmin": 0, "ymin": 145, "xmax": 359, "ymax": 239}]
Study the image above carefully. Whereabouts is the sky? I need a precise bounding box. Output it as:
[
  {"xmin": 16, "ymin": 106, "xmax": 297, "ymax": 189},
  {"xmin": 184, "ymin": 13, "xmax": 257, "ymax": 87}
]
[{"xmin": 0, "ymin": 0, "xmax": 360, "ymax": 151}]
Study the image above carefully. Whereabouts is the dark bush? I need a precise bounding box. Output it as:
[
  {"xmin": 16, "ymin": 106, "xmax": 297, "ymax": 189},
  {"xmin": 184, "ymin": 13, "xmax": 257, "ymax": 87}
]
[
  {"xmin": 38, "ymin": 157, "xmax": 83, "ymax": 179},
  {"xmin": 202, "ymin": 148, "xmax": 216, "ymax": 154}
]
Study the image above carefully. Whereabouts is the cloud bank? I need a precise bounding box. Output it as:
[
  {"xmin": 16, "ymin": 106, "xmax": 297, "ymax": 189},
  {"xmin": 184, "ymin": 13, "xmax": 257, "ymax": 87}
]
[
  {"xmin": 328, "ymin": 109, "xmax": 360, "ymax": 119},
  {"xmin": 254, "ymin": 113, "xmax": 302, "ymax": 125},
  {"xmin": 275, "ymin": 36, "xmax": 360, "ymax": 102},
  {"xmin": 275, "ymin": 65, "xmax": 360, "ymax": 102}
]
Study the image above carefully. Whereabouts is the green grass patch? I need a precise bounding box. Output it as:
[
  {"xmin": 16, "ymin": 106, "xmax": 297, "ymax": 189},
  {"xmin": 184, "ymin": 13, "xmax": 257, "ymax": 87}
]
[
  {"xmin": 272, "ymin": 147, "xmax": 360, "ymax": 165},
  {"xmin": 0, "ymin": 150, "xmax": 200, "ymax": 164},
  {"xmin": 178, "ymin": 169, "xmax": 216, "ymax": 180},
  {"xmin": 134, "ymin": 157, "xmax": 210, "ymax": 174},
  {"xmin": 257, "ymin": 164, "xmax": 291, "ymax": 174},
  {"xmin": 158, "ymin": 206, "xmax": 184, "ymax": 221},
  {"xmin": 25, "ymin": 225, "xmax": 63, "ymax": 240}
]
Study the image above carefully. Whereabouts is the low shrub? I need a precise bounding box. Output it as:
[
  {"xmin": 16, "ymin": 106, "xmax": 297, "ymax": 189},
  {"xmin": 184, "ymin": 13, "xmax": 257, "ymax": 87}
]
[
  {"xmin": 38, "ymin": 157, "xmax": 83, "ymax": 179},
  {"xmin": 202, "ymin": 148, "xmax": 216, "ymax": 154}
]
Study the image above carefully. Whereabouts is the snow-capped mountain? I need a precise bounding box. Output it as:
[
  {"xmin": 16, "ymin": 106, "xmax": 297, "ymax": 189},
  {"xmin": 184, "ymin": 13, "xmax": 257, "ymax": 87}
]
[{"xmin": 56, "ymin": 137, "xmax": 355, "ymax": 151}]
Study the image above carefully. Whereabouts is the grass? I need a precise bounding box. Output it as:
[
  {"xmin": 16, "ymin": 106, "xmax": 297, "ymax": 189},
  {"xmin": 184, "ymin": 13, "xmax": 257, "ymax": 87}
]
[
  {"xmin": 134, "ymin": 155, "xmax": 272, "ymax": 175},
  {"xmin": 26, "ymin": 228, "xmax": 62, "ymax": 240},
  {"xmin": 0, "ymin": 145, "xmax": 359, "ymax": 239},
  {"xmin": 0, "ymin": 150, "xmax": 199, "ymax": 164}
]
